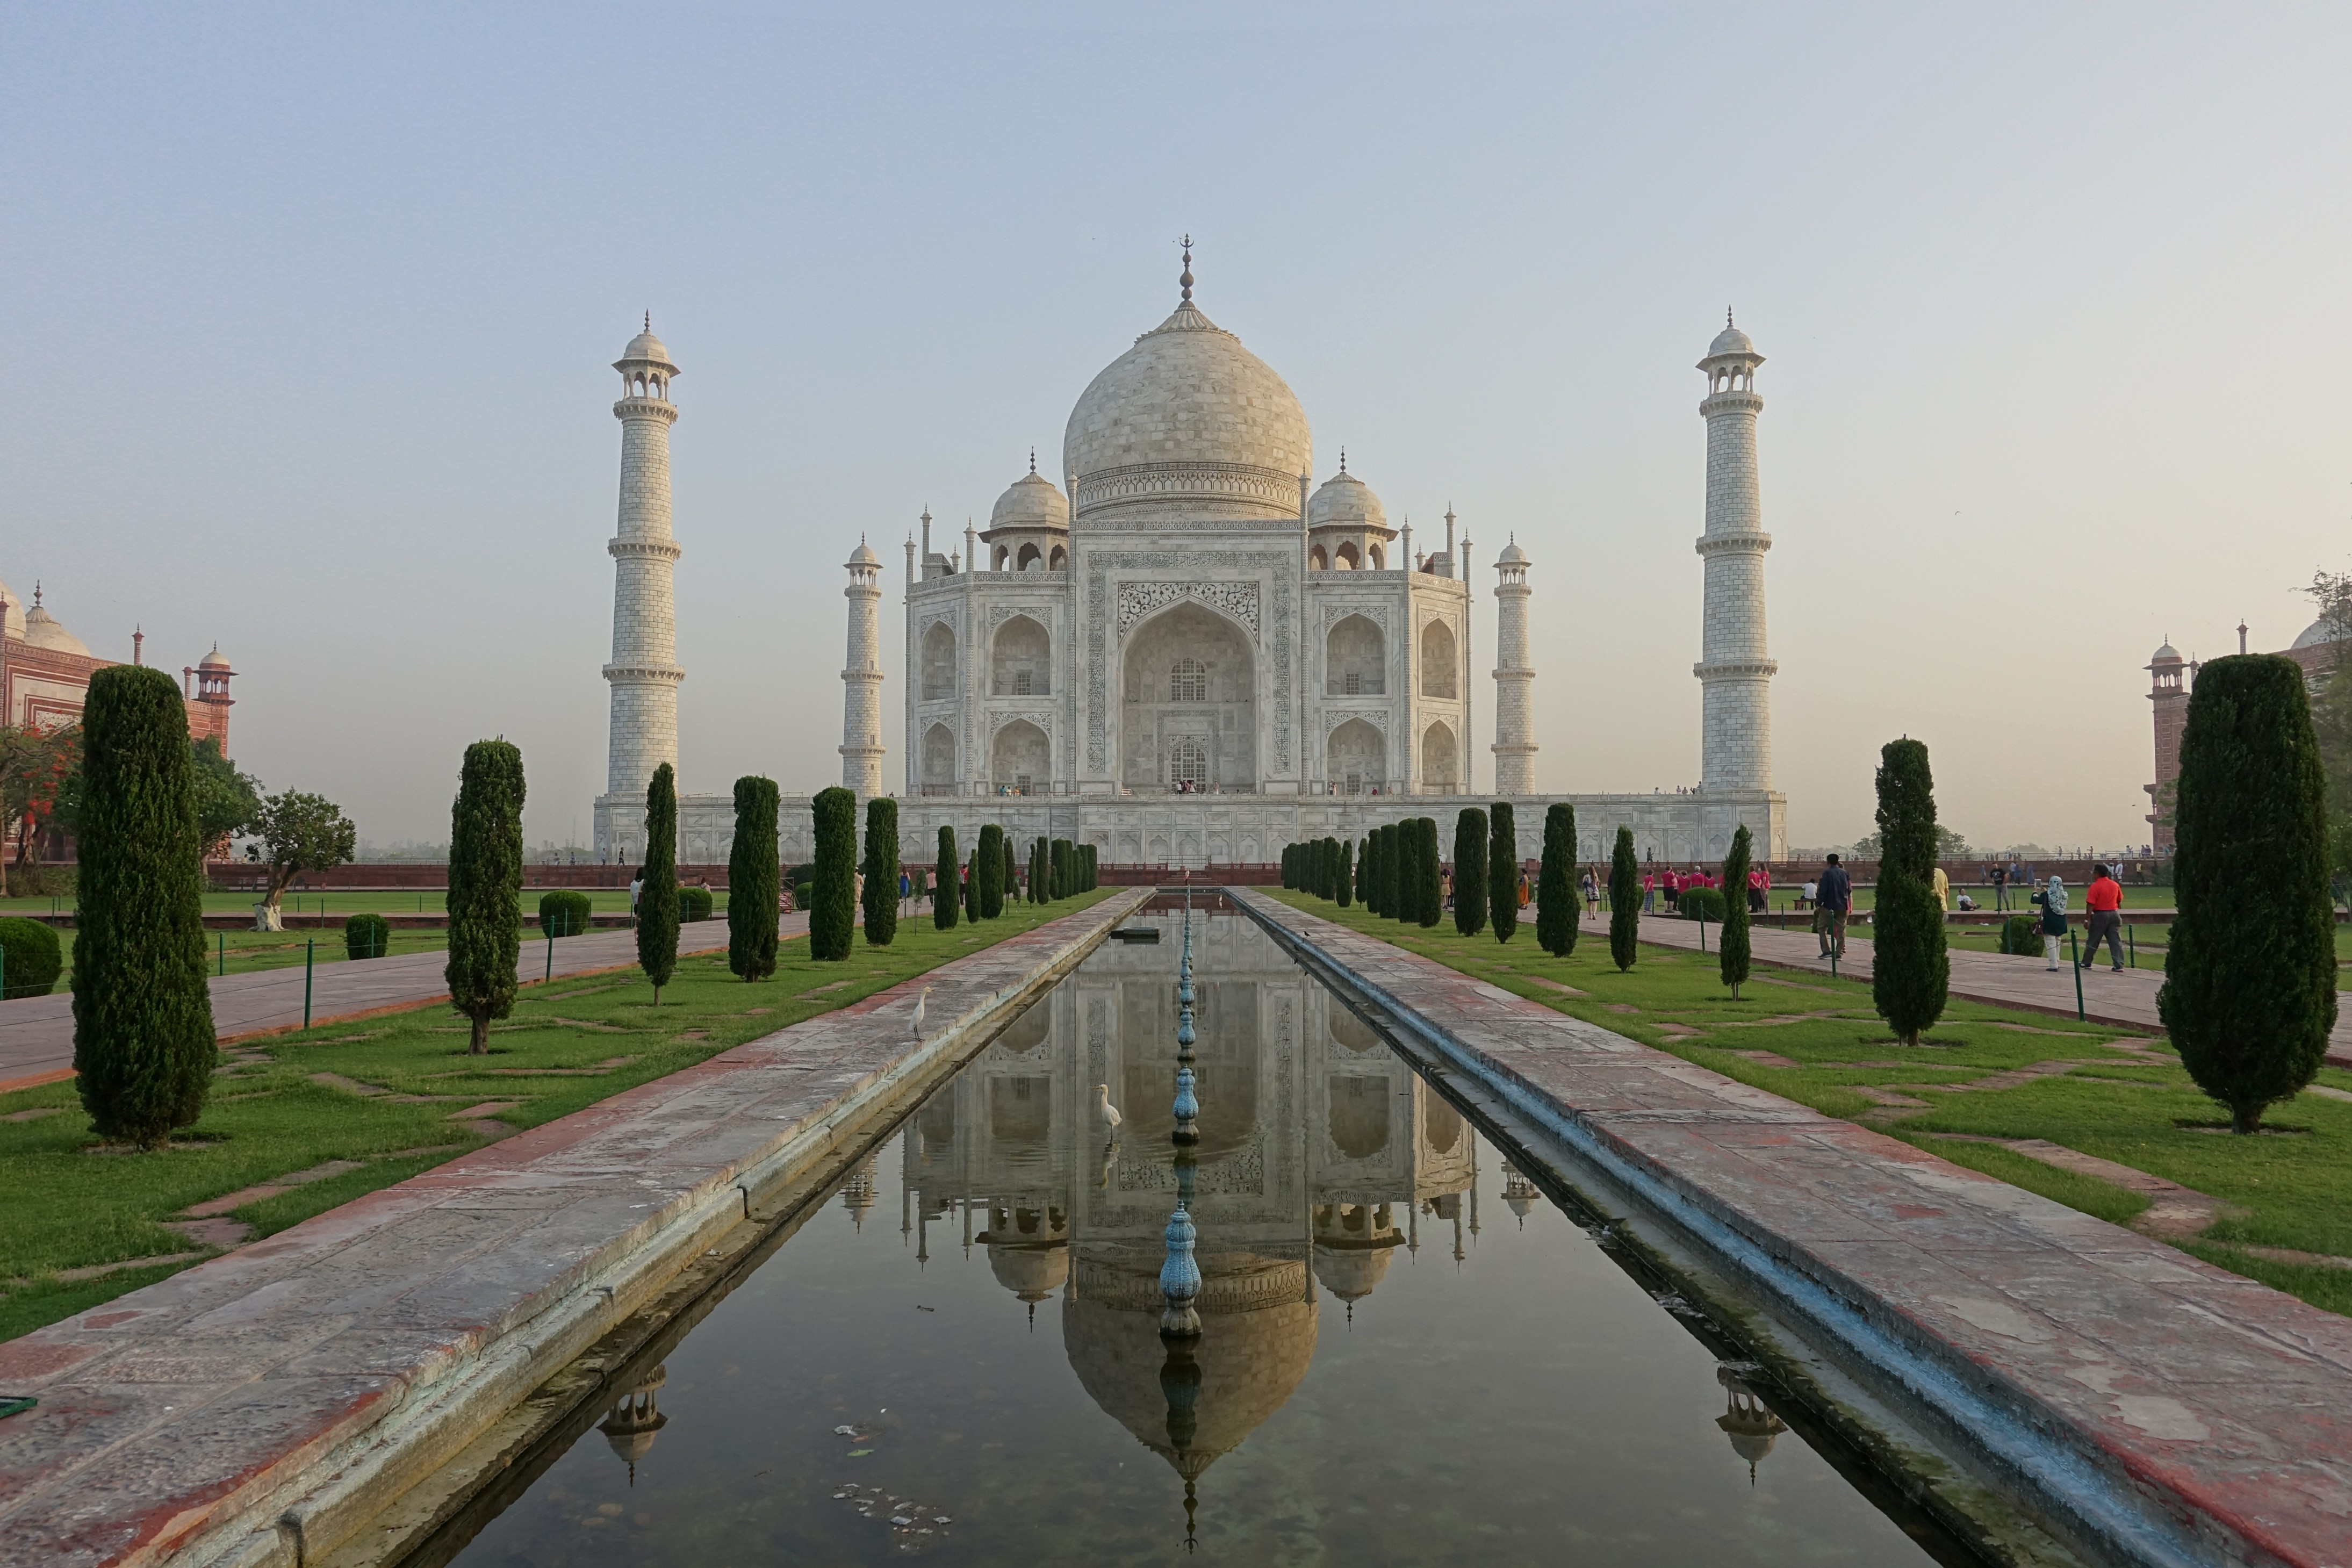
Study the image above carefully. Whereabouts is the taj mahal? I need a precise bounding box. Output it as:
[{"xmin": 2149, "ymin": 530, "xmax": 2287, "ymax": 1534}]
[{"xmin": 589, "ymin": 251, "xmax": 1788, "ymax": 867}]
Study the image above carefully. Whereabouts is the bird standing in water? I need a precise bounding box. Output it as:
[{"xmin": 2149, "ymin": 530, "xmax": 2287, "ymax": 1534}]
[{"xmin": 1094, "ymin": 1084, "xmax": 1122, "ymax": 1128}]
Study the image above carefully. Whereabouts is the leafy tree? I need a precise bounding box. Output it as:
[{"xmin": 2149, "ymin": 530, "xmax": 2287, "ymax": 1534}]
[
  {"xmin": 638, "ymin": 764, "xmax": 682, "ymax": 994},
  {"xmin": 1453, "ymin": 809, "xmax": 1488, "ymax": 937},
  {"xmin": 2301, "ymin": 569, "xmax": 2352, "ymax": 886},
  {"xmin": 189, "ymin": 739, "xmax": 262, "ymax": 860},
  {"xmin": 2160, "ymin": 654, "xmax": 2337, "ymax": 1132},
  {"xmin": 70, "ymin": 667, "xmax": 215, "ymax": 1148},
  {"xmin": 1, "ymin": 723, "xmax": 82, "ymax": 886},
  {"xmin": 447, "ymin": 738, "xmax": 526, "ymax": 1054},
  {"xmin": 1608, "ymin": 826, "xmax": 1639, "ymax": 972},
  {"xmin": 1415, "ymin": 818, "xmax": 1443, "ymax": 929},
  {"xmin": 1871, "ymin": 738, "xmax": 1950, "ymax": 1046},
  {"xmin": 1536, "ymin": 803, "xmax": 1579, "ymax": 957},
  {"xmin": 975, "ymin": 824, "xmax": 1004, "ymax": 919},
  {"xmin": 729, "ymin": 776, "xmax": 781, "ymax": 979},
  {"xmin": 934, "ymin": 825, "xmax": 960, "ymax": 930},
  {"xmin": 862, "ymin": 796, "xmax": 901, "ymax": 946},
  {"xmin": 1720, "ymin": 823, "xmax": 1754, "ymax": 999},
  {"xmin": 1335, "ymin": 837, "xmax": 1354, "ymax": 907},
  {"xmin": 249, "ymin": 790, "xmax": 358, "ymax": 916},
  {"xmin": 809, "ymin": 786, "xmax": 857, "ymax": 960},
  {"xmin": 1488, "ymin": 803, "xmax": 1517, "ymax": 944}
]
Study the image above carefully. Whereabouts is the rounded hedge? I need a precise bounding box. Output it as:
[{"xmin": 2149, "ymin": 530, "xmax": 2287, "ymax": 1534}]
[
  {"xmin": 0, "ymin": 917, "xmax": 64, "ymax": 997},
  {"xmin": 678, "ymin": 886, "xmax": 715, "ymax": 923},
  {"xmin": 343, "ymin": 911, "xmax": 391, "ymax": 961},
  {"xmin": 538, "ymin": 890, "xmax": 594, "ymax": 938},
  {"xmin": 1678, "ymin": 887, "xmax": 1728, "ymax": 923}
]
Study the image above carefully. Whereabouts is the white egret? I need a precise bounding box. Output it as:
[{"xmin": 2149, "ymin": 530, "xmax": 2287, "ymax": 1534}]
[{"xmin": 1094, "ymin": 1084, "xmax": 1122, "ymax": 1128}]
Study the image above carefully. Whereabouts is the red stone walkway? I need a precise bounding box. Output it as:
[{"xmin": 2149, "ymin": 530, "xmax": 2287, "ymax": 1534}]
[
  {"xmin": 0, "ymin": 920, "xmax": 784, "ymax": 1096},
  {"xmin": 0, "ymin": 890, "xmax": 1143, "ymax": 1568},
  {"xmin": 1238, "ymin": 890, "xmax": 2352, "ymax": 1568},
  {"xmin": 1629, "ymin": 910, "xmax": 2352, "ymax": 1068}
]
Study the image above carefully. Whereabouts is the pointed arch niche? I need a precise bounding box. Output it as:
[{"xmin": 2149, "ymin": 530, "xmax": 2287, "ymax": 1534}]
[{"xmin": 991, "ymin": 615, "xmax": 1051, "ymax": 696}]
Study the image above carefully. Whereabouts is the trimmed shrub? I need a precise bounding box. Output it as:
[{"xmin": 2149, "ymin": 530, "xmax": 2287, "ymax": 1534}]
[
  {"xmin": 1453, "ymin": 810, "xmax": 1488, "ymax": 937},
  {"xmin": 934, "ymin": 826, "xmax": 960, "ymax": 930},
  {"xmin": 638, "ymin": 764, "xmax": 682, "ymax": 997},
  {"xmin": 1362, "ymin": 829, "xmax": 1384, "ymax": 918},
  {"xmin": 1415, "ymin": 818, "xmax": 1443, "ymax": 929},
  {"xmin": 809, "ymin": 786, "xmax": 858, "ymax": 961},
  {"xmin": 540, "ymin": 889, "xmax": 594, "ymax": 939},
  {"xmin": 977, "ymin": 824, "xmax": 1006, "ymax": 919},
  {"xmin": 447, "ymin": 738, "xmax": 526, "ymax": 1054},
  {"xmin": 678, "ymin": 886, "xmax": 714, "ymax": 923},
  {"xmin": 1608, "ymin": 827, "xmax": 1639, "ymax": 972},
  {"xmin": 1488, "ymin": 802, "xmax": 1517, "ymax": 944},
  {"xmin": 1000, "ymin": 832, "xmax": 1018, "ymax": 909},
  {"xmin": 794, "ymin": 879, "xmax": 813, "ymax": 910},
  {"xmin": 1335, "ymin": 838, "xmax": 1354, "ymax": 907},
  {"xmin": 862, "ymin": 796, "xmax": 901, "ymax": 947},
  {"xmin": 1872, "ymin": 738, "xmax": 1949, "ymax": 1047},
  {"xmin": 1052, "ymin": 838, "xmax": 1074, "ymax": 900},
  {"xmin": 1720, "ymin": 825, "xmax": 1754, "ymax": 998},
  {"xmin": 343, "ymin": 911, "xmax": 391, "ymax": 961},
  {"xmin": 963, "ymin": 850, "xmax": 979, "ymax": 922},
  {"xmin": 0, "ymin": 916, "xmax": 63, "ymax": 997},
  {"xmin": 2161, "ymin": 654, "xmax": 2339, "ymax": 1132},
  {"xmin": 1678, "ymin": 886, "xmax": 1728, "ymax": 923},
  {"xmin": 1998, "ymin": 914, "xmax": 2039, "ymax": 955},
  {"xmin": 1536, "ymin": 803, "xmax": 1578, "ymax": 957},
  {"xmin": 1082, "ymin": 844, "xmax": 1097, "ymax": 891},
  {"xmin": 728, "ymin": 776, "xmax": 780, "ymax": 980},
  {"xmin": 71, "ymin": 666, "xmax": 216, "ymax": 1147},
  {"xmin": 1390, "ymin": 822, "xmax": 1414, "ymax": 922}
]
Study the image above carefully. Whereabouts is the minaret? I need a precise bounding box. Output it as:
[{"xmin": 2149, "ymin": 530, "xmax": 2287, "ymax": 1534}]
[
  {"xmin": 601, "ymin": 319, "xmax": 684, "ymax": 854},
  {"xmin": 841, "ymin": 537, "xmax": 885, "ymax": 794},
  {"xmin": 1491, "ymin": 537, "xmax": 1536, "ymax": 793},
  {"xmin": 1695, "ymin": 312, "xmax": 1776, "ymax": 792}
]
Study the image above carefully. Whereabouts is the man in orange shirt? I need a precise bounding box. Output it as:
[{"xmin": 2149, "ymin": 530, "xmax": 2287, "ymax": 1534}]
[{"xmin": 2081, "ymin": 864, "xmax": 2126, "ymax": 971}]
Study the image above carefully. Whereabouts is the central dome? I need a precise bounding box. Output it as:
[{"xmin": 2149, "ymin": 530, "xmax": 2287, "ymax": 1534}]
[{"xmin": 1062, "ymin": 294, "xmax": 1312, "ymax": 521}]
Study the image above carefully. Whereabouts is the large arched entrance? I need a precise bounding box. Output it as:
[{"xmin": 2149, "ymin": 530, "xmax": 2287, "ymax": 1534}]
[
  {"xmin": 1326, "ymin": 718, "xmax": 1385, "ymax": 794},
  {"xmin": 991, "ymin": 615, "xmax": 1051, "ymax": 696},
  {"xmin": 991, "ymin": 719, "xmax": 1049, "ymax": 794},
  {"xmin": 1119, "ymin": 601, "xmax": 1256, "ymax": 790},
  {"xmin": 921, "ymin": 723, "xmax": 956, "ymax": 793},
  {"xmin": 1421, "ymin": 721, "xmax": 1458, "ymax": 790}
]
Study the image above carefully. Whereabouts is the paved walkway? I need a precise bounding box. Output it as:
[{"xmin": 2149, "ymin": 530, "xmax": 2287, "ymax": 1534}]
[
  {"xmin": 1239, "ymin": 890, "xmax": 2352, "ymax": 1568},
  {"xmin": 0, "ymin": 920, "xmax": 787, "ymax": 1096},
  {"xmin": 0, "ymin": 890, "xmax": 1145, "ymax": 1568},
  {"xmin": 1629, "ymin": 911, "xmax": 2352, "ymax": 1068}
]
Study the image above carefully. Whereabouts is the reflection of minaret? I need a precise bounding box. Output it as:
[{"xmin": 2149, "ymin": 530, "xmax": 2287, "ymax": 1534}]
[
  {"xmin": 1716, "ymin": 1365, "xmax": 1788, "ymax": 1483},
  {"xmin": 1500, "ymin": 1161, "xmax": 1538, "ymax": 1228},
  {"xmin": 840, "ymin": 1156, "xmax": 877, "ymax": 1230},
  {"xmin": 600, "ymin": 1364, "xmax": 670, "ymax": 1485}
]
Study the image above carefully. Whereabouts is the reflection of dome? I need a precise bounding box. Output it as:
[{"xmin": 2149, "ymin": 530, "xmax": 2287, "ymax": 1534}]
[
  {"xmin": 986, "ymin": 1241, "xmax": 1069, "ymax": 1304},
  {"xmin": 1063, "ymin": 271, "xmax": 1312, "ymax": 512},
  {"xmin": 600, "ymin": 1364, "xmax": 670, "ymax": 1480},
  {"xmin": 1312, "ymin": 1241, "xmax": 1395, "ymax": 1304},
  {"xmin": 1715, "ymin": 1365, "xmax": 1787, "ymax": 1480},
  {"xmin": 1063, "ymin": 1248, "xmax": 1317, "ymax": 1482}
]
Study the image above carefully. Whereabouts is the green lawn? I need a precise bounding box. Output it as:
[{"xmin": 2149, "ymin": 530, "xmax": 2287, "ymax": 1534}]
[
  {"xmin": 1269, "ymin": 890, "xmax": 2352, "ymax": 1318},
  {"xmin": 0, "ymin": 888, "xmax": 676, "ymax": 919},
  {"xmin": 0, "ymin": 890, "xmax": 1112, "ymax": 1342}
]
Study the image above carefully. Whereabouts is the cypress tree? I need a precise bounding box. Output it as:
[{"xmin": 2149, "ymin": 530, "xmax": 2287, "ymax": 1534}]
[
  {"xmin": 1384, "ymin": 823, "xmax": 1404, "ymax": 918},
  {"xmin": 728, "ymin": 775, "xmax": 781, "ymax": 980},
  {"xmin": 1390, "ymin": 822, "xmax": 1414, "ymax": 921},
  {"xmin": 1320, "ymin": 837, "xmax": 1337, "ymax": 898},
  {"xmin": 1363, "ymin": 829, "xmax": 1384, "ymax": 917},
  {"xmin": 1335, "ymin": 837, "xmax": 1354, "ymax": 907},
  {"xmin": 1001, "ymin": 832, "xmax": 1018, "ymax": 908},
  {"xmin": 2161, "ymin": 654, "xmax": 2339, "ymax": 1132},
  {"xmin": 1489, "ymin": 802, "xmax": 1518, "ymax": 944},
  {"xmin": 1306, "ymin": 838, "xmax": 1322, "ymax": 897},
  {"xmin": 445, "ymin": 738, "xmax": 526, "ymax": 1053},
  {"xmin": 1083, "ymin": 844, "xmax": 1097, "ymax": 890},
  {"xmin": 1052, "ymin": 838, "xmax": 1073, "ymax": 899},
  {"xmin": 1720, "ymin": 823, "xmax": 1754, "ymax": 999},
  {"xmin": 976, "ymin": 823, "xmax": 1005, "ymax": 918},
  {"xmin": 71, "ymin": 665, "xmax": 217, "ymax": 1148},
  {"xmin": 1415, "ymin": 818, "xmax": 1443, "ymax": 929},
  {"xmin": 1608, "ymin": 826, "xmax": 1640, "ymax": 972},
  {"xmin": 862, "ymin": 796, "xmax": 901, "ymax": 947},
  {"xmin": 1454, "ymin": 809, "xmax": 1488, "ymax": 937},
  {"xmin": 1536, "ymin": 803, "xmax": 1578, "ymax": 957},
  {"xmin": 809, "ymin": 786, "xmax": 857, "ymax": 961},
  {"xmin": 934, "ymin": 825, "xmax": 960, "ymax": 930},
  {"xmin": 1872, "ymin": 738, "xmax": 1949, "ymax": 1045},
  {"xmin": 963, "ymin": 850, "xmax": 979, "ymax": 922},
  {"xmin": 638, "ymin": 764, "xmax": 681, "ymax": 998},
  {"xmin": 1036, "ymin": 837, "xmax": 1051, "ymax": 902}
]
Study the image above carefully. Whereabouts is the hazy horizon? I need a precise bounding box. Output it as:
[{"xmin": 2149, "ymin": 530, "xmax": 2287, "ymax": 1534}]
[{"xmin": 8, "ymin": 3, "xmax": 2346, "ymax": 855}]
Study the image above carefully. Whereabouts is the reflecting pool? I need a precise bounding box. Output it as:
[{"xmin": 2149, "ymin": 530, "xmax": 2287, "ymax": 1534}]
[{"xmin": 440, "ymin": 904, "xmax": 1960, "ymax": 1566}]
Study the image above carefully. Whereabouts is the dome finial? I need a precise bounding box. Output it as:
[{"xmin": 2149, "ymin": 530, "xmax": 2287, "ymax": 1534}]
[
  {"xmin": 31, "ymin": 582, "xmax": 40, "ymax": 608},
  {"xmin": 1338, "ymin": 446, "xmax": 1346, "ymax": 474},
  {"xmin": 1178, "ymin": 234, "xmax": 1194, "ymax": 304},
  {"xmin": 1727, "ymin": 305, "xmax": 1734, "ymax": 327},
  {"xmin": 644, "ymin": 310, "xmax": 651, "ymax": 332},
  {"xmin": 1029, "ymin": 447, "xmax": 1037, "ymax": 474}
]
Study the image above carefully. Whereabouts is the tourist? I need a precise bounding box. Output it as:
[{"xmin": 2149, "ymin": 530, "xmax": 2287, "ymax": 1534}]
[
  {"xmin": 2081, "ymin": 865, "xmax": 2125, "ymax": 972},
  {"xmin": 1931, "ymin": 864, "xmax": 1950, "ymax": 912},
  {"xmin": 1955, "ymin": 890, "xmax": 1978, "ymax": 911},
  {"xmin": 628, "ymin": 867, "xmax": 644, "ymax": 919},
  {"xmin": 1580, "ymin": 867, "xmax": 1599, "ymax": 907},
  {"xmin": 1663, "ymin": 866, "xmax": 1682, "ymax": 912},
  {"xmin": 2030, "ymin": 876, "xmax": 2068, "ymax": 970},
  {"xmin": 1746, "ymin": 863, "xmax": 1769, "ymax": 914},
  {"xmin": 1991, "ymin": 864, "xmax": 2008, "ymax": 911},
  {"xmin": 1799, "ymin": 875, "xmax": 1816, "ymax": 910},
  {"xmin": 1641, "ymin": 871, "xmax": 1656, "ymax": 913},
  {"xmin": 1815, "ymin": 853, "xmax": 1852, "ymax": 958}
]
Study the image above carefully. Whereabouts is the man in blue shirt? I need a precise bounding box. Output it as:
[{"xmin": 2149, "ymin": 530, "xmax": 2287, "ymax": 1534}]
[{"xmin": 1816, "ymin": 853, "xmax": 1852, "ymax": 959}]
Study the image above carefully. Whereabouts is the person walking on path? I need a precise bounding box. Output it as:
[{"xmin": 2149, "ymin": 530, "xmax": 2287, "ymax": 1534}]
[
  {"xmin": 1663, "ymin": 866, "xmax": 1683, "ymax": 913},
  {"xmin": 629, "ymin": 867, "xmax": 645, "ymax": 928},
  {"xmin": 1581, "ymin": 868, "xmax": 1599, "ymax": 909},
  {"xmin": 1991, "ymin": 864, "xmax": 2008, "ymax": 912},
  {"xmin": 2081, "ymin": 864, "xmax": 2125, "ymax": 971},
  {"xmin": 1815, "ymin": 853, "xmax": 1852, "ymax": 958},
  {"xmin": 2030, "ymin": 875, "xmax": 2069, "ymax": 970},
  {"xmin": 1642, "ymin": 871, "xmax": 1657, "ymax": 913}
]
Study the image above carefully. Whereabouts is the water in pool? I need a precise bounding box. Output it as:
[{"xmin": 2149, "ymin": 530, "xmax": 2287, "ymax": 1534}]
[{"xmin": 440, "ymin": 906, "xmax": 1957, "ymax": 1566}]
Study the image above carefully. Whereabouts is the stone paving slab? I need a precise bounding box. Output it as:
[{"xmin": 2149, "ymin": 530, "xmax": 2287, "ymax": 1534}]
[
  {"xmin": 1630, "ymin": 910, "xmax": 2352, "ymax": 1069},
  {"xmin": 0, "ymin": 919, "xmax": 786, "ymax": 1095},
  {"xmin": 1238, "ymin": 890, "xmax": 2352, "ymax": 1568},
  {"xmin": 0, "ymin": 889, "xmax": 1144, "ymax": 1568}
]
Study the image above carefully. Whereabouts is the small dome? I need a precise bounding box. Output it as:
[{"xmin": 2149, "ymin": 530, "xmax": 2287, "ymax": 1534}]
[
  {"xmin": 2291, "ymin": 615, "xmax": 2348, "ymax": 650},
  {"xmin": 986, "ymin": 469, "xmax": 1070, "ymax": 534},
  {"xmin": 1306, "ymin": 469, "xmax": 1388, "ymax": 533},
  {"xmin": 2150, "ymin": 641, "xmax": 2181, "ymax": 662},
  {"xmin": 1495, "ymin": 539, "xmax": 1528, "ymax": 565},
  {"xmin": 1707, "ymin": 321, "xmax": 1756, "ymax": 358},
  {"xmin": 0, "ymin": 580, "xmax": 23, "ymax": 641},
  {"xmin": 199, "ymin": 643, "xmax": 231, "ymax": 669},
  {"xmin": 846, "ymin": 539, "xmax": 880, "ymax": 567},
  {"xmin": 616, "ymin": 327, "xmax": 677, "ymax": 371},
  {"xmin": 20, "ymin": 599, "xmax": 88, "ymax": 657}
]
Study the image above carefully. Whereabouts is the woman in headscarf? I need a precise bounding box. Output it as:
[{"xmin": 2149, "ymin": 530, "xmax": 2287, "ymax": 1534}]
[{"xmin": 2029, "ymin": 875, "xmax": 2068, "ymax": 971}]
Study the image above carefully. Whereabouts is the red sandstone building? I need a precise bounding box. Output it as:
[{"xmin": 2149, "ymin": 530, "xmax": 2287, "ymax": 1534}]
[
  {"xmin": 2145, "ymin": 616, "xmax": 2341, "ymax": 851},
  {"xmin": 0, "ymin": 580, "xmax": 235, "ymax": 746}
]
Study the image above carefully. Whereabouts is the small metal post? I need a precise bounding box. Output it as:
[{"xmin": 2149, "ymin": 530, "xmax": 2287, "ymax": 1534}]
[
  {"xmin": 2127, "ymin": 924, "xmax": 2135, "ymax": 969},
  {"xmin": 2069, "ymin": 930, "xmax": 2084, "ymax": 1021},
  {"xmin": 1699, "ymin": 910, "xmax": 1707, "ymax": 953},
  {"xmin": 545, "ymin": 929, "xmax": 554, "ymax": 983},
  {"xmin": 304, "ymin": 940, "xmax": 315, "ymax": 1030},
  {"xmin": 218, "ymin": 931, "xmax": 225, "ymax": 976}
]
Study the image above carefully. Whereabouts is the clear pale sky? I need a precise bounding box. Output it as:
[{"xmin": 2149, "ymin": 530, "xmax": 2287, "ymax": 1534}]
[{"xmin": 8, "ymin": 3, "xmax": 2346, "ymax": 853}]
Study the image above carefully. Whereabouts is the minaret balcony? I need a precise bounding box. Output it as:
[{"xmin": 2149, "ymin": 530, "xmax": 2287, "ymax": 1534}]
[
  {"xmin": 611, "ymin": 396, "xmax": 680, "ymax": 425},
  {"xmin": 608, "ymin": 538, "xmax": 684, "ymax": 562},
  {"xmin": 1694, "ymin": 532, "xmax": 1772, "ymax": 557}
]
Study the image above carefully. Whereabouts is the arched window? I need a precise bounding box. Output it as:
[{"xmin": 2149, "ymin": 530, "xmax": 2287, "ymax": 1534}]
[
  {"xmin": 1420, "ymin": 620, "xmax": 1459, "ymax": 699},
  {"xmin": 1308, "ymin": 545, "xmax": 1328, "ymax": 570},
  {"xmin": 1169, "ymin": 738, "xmax": 1209, "ymax": 787},
  {"xmin": 1335, "ymin": 542, "xmax": 1360, "ymax": 570},
  {"xmin": 1048, "ymin": 545, "xmax": 1066, "ymax": 570},
  {"xmin": 1017, "ymin": 543, "xmax": 1041, "ymax": 571},
  {"xmin": 1170, "ymin": 659, "xmax": 1208, "ymax": 702},
  {"xmin": 920, "ymin": 622, "xmax": 957, "ymax": 700}
]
